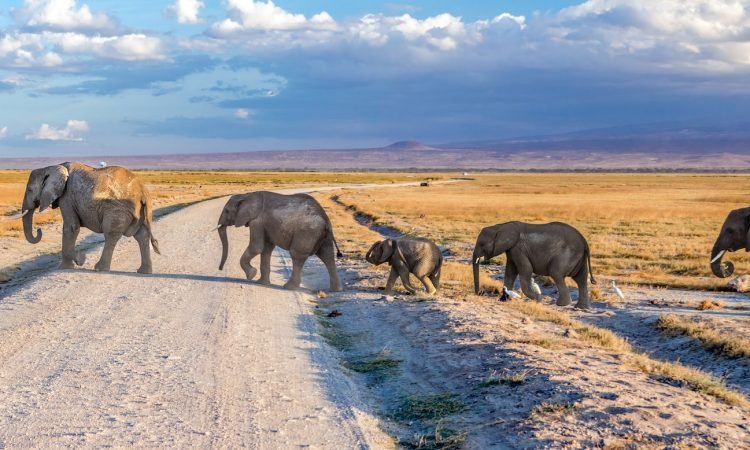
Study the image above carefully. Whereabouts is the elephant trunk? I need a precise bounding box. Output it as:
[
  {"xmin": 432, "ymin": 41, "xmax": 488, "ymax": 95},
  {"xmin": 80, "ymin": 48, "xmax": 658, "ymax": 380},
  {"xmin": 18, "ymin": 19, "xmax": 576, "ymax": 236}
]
[
  {"xmin": 472, "ymin": 249, "xmax": 481, "ymax": 294},
  {"xmin": 22, "ymin": 207, "xmax": 41, "ymax": 244},
  {"xmin": 710, "ymin": 241, "xmax": 733, "ymax": 278},
  {"xmin": 218, "ymin": 225, "xmax": 229, "ymax": 270}
]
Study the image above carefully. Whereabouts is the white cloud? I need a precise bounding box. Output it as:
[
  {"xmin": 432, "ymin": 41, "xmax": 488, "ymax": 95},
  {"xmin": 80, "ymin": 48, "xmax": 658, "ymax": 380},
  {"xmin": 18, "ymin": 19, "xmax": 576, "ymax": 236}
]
[
  {"xmin": 234, "ymin": 108, "xmax": 251, "ymax": 119},
  {"xmin": 15, "ymin": 0, "xmax": 116, "ymax": 32},
  {"xmin": 0, "ymin": 127, "xmax": 7, "ymax": 140},
  {"xmin": 211, "ymin": 0, "xmax": 336, "ymax": 34},
  {"xmin": 46, "ymin": 32, "xmax": 166, "ymax": 61},
  {"xmin": 26, "ymin": 119, "xmax": 89, "ymax": 141},
  {"xmin": 168, "ymin": 0, "xmax": 205, "ymax": 24}
]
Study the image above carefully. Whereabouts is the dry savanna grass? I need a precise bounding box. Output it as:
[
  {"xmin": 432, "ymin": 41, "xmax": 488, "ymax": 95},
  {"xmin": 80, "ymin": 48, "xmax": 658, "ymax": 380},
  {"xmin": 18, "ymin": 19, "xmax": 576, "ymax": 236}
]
[
  {"xmin": 0, "ymin": 170, "xmax": 444, "ymax": 238},
  {"xmin": 334, "ymin": 173, "xmax": 750, "ymax": 290},
  {"xmin": 657, "ymin": 314, "xmax": 750, "ymax": 359}
]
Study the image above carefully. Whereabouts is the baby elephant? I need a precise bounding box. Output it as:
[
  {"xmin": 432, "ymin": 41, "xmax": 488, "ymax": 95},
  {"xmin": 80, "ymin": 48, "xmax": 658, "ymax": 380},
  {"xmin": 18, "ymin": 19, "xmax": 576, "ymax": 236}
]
[{"xmin": 366, "ymin": 238, "xmax": 443, "ymax": 295}]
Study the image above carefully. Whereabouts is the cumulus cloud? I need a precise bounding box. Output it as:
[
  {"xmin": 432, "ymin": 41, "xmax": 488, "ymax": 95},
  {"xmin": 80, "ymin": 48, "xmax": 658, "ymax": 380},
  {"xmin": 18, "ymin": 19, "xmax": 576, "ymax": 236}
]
[
  {"xmin": 168, "ymin": 0, "xmax": 205, "ymax": 24},
  {"xmin": 210, "ymin": 0, "xmax": 336, "ymax": 34},
  {"xmin": 15, "ymin": 0, "xmax": 117, "ymax": 33},
  {"xmin": 46, "ymin": 32, "xmax": 166, "ymax": 61},
  {"xmin": 26, "ymin": 119, "xmax": 89, "ymax": 141},
  {"xmin": 550, "ymin": 0, "xmax": 750, "ymax": 71},
  {"xmin": 0, "ymin": 127, "xmax": 7, "ymax": 140}
]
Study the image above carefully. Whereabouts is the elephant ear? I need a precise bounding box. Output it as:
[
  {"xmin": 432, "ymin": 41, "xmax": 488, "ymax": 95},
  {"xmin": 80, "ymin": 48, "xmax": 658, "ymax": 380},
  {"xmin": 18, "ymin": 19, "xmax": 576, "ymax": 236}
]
[
  {"xmin": 365, "ymin": 241, "xmax": 381, "ymax": 264},
  {"xmin": 378, "ymin": 240, "xmax": 395, "ymax": 264},
  {"xmin": 491, "ymin": 224, "xmax": 520, "ymax": 257},
  {"xmin": 234, "ymin": 193, "xmax": 263, "ymax": 227},
  {"xmin": 39, "ymin": 165, "xmax": 69, "ymax": 212}
]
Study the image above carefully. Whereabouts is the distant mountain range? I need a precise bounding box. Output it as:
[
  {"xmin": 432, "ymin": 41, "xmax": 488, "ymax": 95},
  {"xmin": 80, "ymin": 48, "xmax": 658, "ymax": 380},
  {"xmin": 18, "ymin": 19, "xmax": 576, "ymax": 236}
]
[{"xmin": 1, "ymin": 124, "xmax": 749, "ymax": 171}]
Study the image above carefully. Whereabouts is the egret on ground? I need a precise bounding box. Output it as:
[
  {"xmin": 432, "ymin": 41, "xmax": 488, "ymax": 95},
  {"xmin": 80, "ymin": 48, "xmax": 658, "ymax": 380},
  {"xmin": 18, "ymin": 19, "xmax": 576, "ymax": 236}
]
[
  {"xmin": 531, "ymin": 279, "xmax": 542, "ymax": 298},
  {"xmin": 501, "ymin": 286, "xmax": 521, "ymax": 301},
  {"xmin": 611, "ymin": 280, "xmax": 625, "ymax": 301},
  {"xmin": 99, "ymin": 161, "xmax": 107, "ymax": 168}
]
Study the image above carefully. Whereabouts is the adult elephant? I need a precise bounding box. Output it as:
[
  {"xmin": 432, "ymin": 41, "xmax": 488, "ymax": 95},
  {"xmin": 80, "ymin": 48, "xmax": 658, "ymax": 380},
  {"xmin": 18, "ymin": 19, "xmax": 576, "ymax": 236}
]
[
  {"xmin": 216, "ymin": 191, "xmax": 343, "ymax": 291},
  {"xmin": 472, "ymin": 221, "xmax": 596, "ymax": 309},
  {"xmin": 710, "ymin": 207, "xmax": 750, "ymax": 278},
  {"xmin": 21, "ymin": 162, "xmax": 160, "ymax": 273}
]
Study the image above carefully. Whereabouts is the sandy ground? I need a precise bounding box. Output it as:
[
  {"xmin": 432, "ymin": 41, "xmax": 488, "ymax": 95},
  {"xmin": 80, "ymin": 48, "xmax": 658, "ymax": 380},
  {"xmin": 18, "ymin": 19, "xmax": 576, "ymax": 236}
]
[{"xmin": 0, "ymin": 191, "xmax": 393, "ymax": 449}]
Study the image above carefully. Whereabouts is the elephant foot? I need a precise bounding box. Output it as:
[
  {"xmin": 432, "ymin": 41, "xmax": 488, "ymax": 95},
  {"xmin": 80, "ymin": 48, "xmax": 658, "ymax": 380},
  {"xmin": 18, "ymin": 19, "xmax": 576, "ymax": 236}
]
[
  {"xmin": 75, "ymin": 253, "xmax": 86, "ymax": 266},
  {"xmin": 242, "ymin": 266, "xmax": 258, "ymax": 281},
  {"xmin": 94, "ymin": 261, "xmax": 111, "ymax": 272},
  {"xmin": 283, "ymin": 281, "xmax": 301, "ymax": 290},
  {"xmin": 556, "ymin": 297, "xmax": 572, "ymax": 307},
  {"xmin": 59, "ymin": 260, "xmax": 75, "ymax": 270},
  {"xmin": 258, "ymin": 277, "xmax": 271, "ymax": 286},
  {"xmin": 427, "ymin": 288, "xmax": 437, "ymax": 295},
  {"xmin": 329, "ymin": 284, "xmax": 343, "ymax": 292},
  {"xmin": 137, "ymin": 265, "xmax": 153, "ymax": 274},
  {"xmin": 574, "ymin": 301, "xmax": 590, "ymax": 310}
]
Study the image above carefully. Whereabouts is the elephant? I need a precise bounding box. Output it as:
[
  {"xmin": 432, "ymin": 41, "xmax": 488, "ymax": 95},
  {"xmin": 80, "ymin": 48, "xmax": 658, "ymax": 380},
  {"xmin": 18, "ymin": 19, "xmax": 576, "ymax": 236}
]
[
  {"xmin": 472, "ymin": 221, "xmax": 596, "ymax": 309},
  {"xmin": 21, "ymin": 162, "xmax": 160, "ymax": 273},
  {"xmin": 217, "ymin": 191, "xmax": 342, "ymax": 291},
  {"xmin": 710, "ymin": 207, "xmax": 750, "ymax": 279},
  {"xmin": 365, "ymin": 238, "xmax": 443, "ymax": 295}
]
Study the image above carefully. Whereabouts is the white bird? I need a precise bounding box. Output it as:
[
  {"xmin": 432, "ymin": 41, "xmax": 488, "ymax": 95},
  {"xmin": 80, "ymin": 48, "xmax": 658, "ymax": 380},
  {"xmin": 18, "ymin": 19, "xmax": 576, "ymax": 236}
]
[
  {"xmin": 501, "ymin": 286, "xmax": 521, "ymax": 301},
  {"xmin": 99, "ymin": 161, "xmax": 107, "ymax": 168},
  {"xmin": 530, "ymin": 279, "xmax": 542, "ymax": 297},
  {"xmin": 611, "ymin": 280, "xmax": 625, "ymax": 301}
]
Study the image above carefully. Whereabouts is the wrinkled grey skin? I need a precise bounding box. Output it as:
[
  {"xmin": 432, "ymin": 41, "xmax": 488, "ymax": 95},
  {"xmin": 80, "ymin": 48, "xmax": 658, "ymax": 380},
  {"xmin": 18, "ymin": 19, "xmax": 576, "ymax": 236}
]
[
  {"xmin": 366, "ymin": 238, "xmax": 443, "ymax": 295},
  {"xmin": 473, "ymin": 221, "xmax": 596, "ymax": 309},
  {"xmin": 217, "ymin": 191, "xmax": 342, "ymax": 291},
  {"xmin": 710, "ymin": 207, "xmax": 750, "ymax": 279},
  {"xmin": 22, "ymin": 162, "xmax": 160, "ymax": 273}
]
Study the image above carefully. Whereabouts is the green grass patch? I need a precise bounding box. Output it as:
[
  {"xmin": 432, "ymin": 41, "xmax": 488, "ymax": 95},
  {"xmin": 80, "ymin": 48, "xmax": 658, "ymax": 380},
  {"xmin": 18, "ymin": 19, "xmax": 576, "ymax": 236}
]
[
  {"xmin": 391, "ymin": 393, "xmax": 467, "ymax": 422},
  {"xmin": 479, "ymin": 370, "xmax": 529, "ymax": 388},
  {"xmin": 343, "ymin": 351, "xmax": 401, "ymax": 384}
]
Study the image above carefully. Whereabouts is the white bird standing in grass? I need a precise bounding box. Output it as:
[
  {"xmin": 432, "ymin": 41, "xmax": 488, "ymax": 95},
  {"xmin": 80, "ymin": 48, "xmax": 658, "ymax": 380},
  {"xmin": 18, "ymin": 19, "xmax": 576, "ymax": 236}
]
[
  {"xmin": 501, "ymin": 286, "xmax": 521, "ymax": 301},
  {"xmin": 611, "ymin": 280, "xmax": 625, "ymax": 301},
  {"xmin": 531, "ymin": 279, "xmax": 542, "ymax": 298},
  {"xmin": 99, "ymin": 161, "xmax": 107, "ymax": 168}
]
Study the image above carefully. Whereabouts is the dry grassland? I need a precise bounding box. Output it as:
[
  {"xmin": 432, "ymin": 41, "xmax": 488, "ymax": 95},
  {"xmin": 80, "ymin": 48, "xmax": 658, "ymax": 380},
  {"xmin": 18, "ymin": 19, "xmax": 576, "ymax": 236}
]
[{"xmin": 333, "ymin": 173, "xmax": 750, "ymax": 290}]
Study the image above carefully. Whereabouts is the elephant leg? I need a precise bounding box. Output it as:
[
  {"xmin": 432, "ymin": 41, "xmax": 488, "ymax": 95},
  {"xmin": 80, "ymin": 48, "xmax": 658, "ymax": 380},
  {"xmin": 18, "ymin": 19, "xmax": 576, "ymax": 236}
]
[
  {"xmin": 573, "ymin": 270, "xmax": 590, "ymax": 310},
  {"xmin": 95, "ymin": 232, "xmax": 122, "ymax": 272},
  {"xmin": 553, "ymin": 275, "xmax": 572, "ymax": 307},
  {"xmin": 240, "ymin": 245, "xmax": 261, "ymax": 281},
  {"xmin": 258, "ymin": 242, "xmax": 274, "ymax": 285},
  {"xmin": 283, "ymin": 256, "xmax": 307, "ymax": 290},
  {"xmin": 134, "ymin": 225, "xmax": 153, "ymax": 274},
  {"xmin": 396, "ymin": 266, "xmax": 417, "ymax": 294},
  {"xmin": 60, "ymin": 220, "xmax": 82, "ymax": 269},
  {"xmin": 429, "ymin": 270, "xmax": 440, "ymax": 291},
  {"xmin": 503, "ymin": 260, "xmax": 518, "ymax": 291},
  {"xmin": 316, "ymin": 242, "xmax": 342, "ymax": 292},
  {"xmin": 515, "ymin": 257, "xmax": 540, "ymax": 300},
  {"xmin": 419, "ymin": 276, "xmax": 437, "ymax": 295},
  {"xmin": 384, "ymin": 267, "xmax": 399, "ymax": 294}
]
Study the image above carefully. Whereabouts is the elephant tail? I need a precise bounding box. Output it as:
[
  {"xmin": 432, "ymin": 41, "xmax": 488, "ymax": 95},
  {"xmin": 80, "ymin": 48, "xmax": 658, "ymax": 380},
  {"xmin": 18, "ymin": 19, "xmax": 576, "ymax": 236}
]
[
  {"xmin": 586, "ymin": 245, "xmax": 596, "ymax": 285},
  {"xmin": 332, "ymin": 234, "xmax": 343, "ymax": 258},
  {"xmin": 142, "ymin": 196, "xmax": 161, "ymax": 256}
]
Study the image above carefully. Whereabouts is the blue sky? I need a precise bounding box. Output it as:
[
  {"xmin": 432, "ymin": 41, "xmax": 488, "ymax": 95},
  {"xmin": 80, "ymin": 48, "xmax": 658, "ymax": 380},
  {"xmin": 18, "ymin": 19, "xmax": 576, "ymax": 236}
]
[{"xmin": 0, "ymin": 0, "xmax": 749, "ymax": 156}]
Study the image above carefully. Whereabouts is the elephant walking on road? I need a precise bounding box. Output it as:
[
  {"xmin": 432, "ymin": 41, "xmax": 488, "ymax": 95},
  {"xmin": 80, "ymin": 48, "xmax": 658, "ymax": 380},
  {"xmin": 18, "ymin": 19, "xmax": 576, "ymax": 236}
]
[
  {"xmin": 22, "ymin": 162, "xmax": 160, "ymax": 273},
  {"xmin": 473, "ymin": 221, "xmax": 596, "ymax": 309},
  {"xmin": 217, "ymin": 191, "xmax": 343, "ymax": 292}
]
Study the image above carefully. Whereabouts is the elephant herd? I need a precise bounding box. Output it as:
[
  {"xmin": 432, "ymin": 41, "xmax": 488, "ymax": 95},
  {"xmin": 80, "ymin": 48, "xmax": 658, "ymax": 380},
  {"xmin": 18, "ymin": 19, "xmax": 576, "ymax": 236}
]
[{"xmin": 18, "ymin": 162, "xmax": 748, "ymax": 309}]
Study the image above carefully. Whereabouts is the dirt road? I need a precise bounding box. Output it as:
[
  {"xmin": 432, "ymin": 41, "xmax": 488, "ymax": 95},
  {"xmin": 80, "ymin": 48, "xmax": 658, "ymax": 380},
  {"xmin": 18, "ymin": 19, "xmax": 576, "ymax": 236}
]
[{"xmin": 0, "ymin": 191, "xmax": 391, "ymax": 449}]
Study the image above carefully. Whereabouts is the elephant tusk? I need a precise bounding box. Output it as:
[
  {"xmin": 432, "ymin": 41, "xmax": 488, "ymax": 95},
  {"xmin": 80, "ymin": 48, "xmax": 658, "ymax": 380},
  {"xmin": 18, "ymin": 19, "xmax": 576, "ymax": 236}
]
[
  {"xmin": 5, "ymin": 210, "xmax": 30, "ymax": 220},
  {"xmin": 474, "ymin": 257, "xmax": 481, "ymax": 265},
  {"xmin": 711, "ymin": 250, "xmax": 726, "ymax": 264},
  {"xmin": 210, "ymin": 225, "xmax": 221, "ymax": 232}
]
